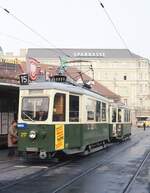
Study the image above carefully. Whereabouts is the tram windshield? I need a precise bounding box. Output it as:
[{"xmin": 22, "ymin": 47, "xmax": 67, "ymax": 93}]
[{"xmin": 21, "ymin": 97, "xmax": 49, "ymax": 121}]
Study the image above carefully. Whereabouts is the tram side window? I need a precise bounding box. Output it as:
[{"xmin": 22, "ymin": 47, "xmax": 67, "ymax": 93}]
[
  {"xmin": 96, "ymin": 101, "xmax": 101, "ymax": 122},
  {"xmin": 112, "ymin": 108, "xmax": 117, "ymax": 122},
  {"xmin": 102, "ymin": 102, "xmax": 106, "ymax": 121},
  {"xmin": 69, "ymin": 95, "xmax": 79, "ymax": 122},
  {"xmin": 87, "ymin": 99, "xmax": 96, "ymax": 121},
  {"xmin": 124, "ymin": 110, "xmax": 127, "ymax": 122},
  {"xmin": 53, "ymin": 93, "xmax": 66, "ymax": 122},
  {"xmin": 124, "ymin": 109, "xmax": 130, "ymax": 122},
  {"xmin": 118, "ymin": 109, "xmax": 122, "ymax": 122},
  {"xmin": 127, "ymin": 110, "xmax": 130, "ymax": 122}
]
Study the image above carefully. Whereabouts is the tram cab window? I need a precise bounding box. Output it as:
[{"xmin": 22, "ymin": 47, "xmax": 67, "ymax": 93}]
[
  {"xmin": 21, "ymin": 97, "xmax": 49, "ymax": 121},
  {"xmin": 69, "ymin": 95, "xmax": 79, "ymax": 122},
  {"xmin": 102, "ymin": 103, "xmax": 106, "ymax": 121},
  {"xmin": 118, "ymin": 109, "xmax": 122, "ymax": 122},
  {"xmin": 53, "ymin": 93, "xmax": 66, "ymax": 122},
  {"xmin": 112, "ymin": 108, "xmax": 117, "ymax": 122}
]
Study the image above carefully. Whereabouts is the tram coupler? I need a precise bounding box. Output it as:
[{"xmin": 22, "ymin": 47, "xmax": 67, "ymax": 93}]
[{"xmin": 39, "ymin": 150, "xmax": 47, "ymax": 159}]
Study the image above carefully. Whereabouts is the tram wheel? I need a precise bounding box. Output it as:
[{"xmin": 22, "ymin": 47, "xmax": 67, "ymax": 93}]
[{"xmin": 82, "ymin": 145, "xmax": 91, "ymax": 156}]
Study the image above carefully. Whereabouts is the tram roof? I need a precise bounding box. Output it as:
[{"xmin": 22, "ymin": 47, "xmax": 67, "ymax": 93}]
[
  {"xmin": 20, "ymin": 82, "xmax": 109, "ymax": 102},
  {"xmin": 0, "ymin": 82, "xmax": 19, "ymax": 89},
  {"xmin": 0, "ymin": 83, "xmax": 19, "ymax": 96}
]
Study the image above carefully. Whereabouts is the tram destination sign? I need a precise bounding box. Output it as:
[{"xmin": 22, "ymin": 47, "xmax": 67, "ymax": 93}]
[
  {"xmin": 19, "ymin": 74, "xmax": 29, "ymax": 85},
  {"xmin": 50, "ymin": 75, "xmax": 66, "ymax": 82}
]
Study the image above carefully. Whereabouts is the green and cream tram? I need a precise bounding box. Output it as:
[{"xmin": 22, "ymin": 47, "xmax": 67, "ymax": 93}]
[
  {"xmin": 17, "ymin": 75, "xmax": 131, "ymax": 159},
  {"xmin": 17, "ymin": 78, "xmax": 111, "ymax": 159}
]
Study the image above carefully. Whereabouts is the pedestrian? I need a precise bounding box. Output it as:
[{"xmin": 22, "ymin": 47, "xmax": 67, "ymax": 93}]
[
  {"xmin": 8, "ymin": 120, "xmax": 17, "ymax": 158},
  {"xmin": 143, "ymin": 121, "xmax": 146, "ymax": 131}
]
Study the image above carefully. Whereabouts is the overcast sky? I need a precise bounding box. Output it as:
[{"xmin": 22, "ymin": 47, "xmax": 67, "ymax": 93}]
[{"xmin": 0, "ymin": 0, "xmax": 149, "ymax": 58}]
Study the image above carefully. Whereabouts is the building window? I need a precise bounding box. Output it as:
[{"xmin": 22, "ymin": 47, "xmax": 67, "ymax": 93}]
[
  {"xmin": 124, "ymin": 99, "xmax": 127, "ymax": 105},
  {"xmin": 124, "ymin": 75, "xmax": 127, "ymax": 80},
  {"xmin": 139, "ymin": 73, "xmax": 142, "ymax": 80},
  {"xmin": 139, "ymin": 85, "xmax": 143, "ymax": 93}
]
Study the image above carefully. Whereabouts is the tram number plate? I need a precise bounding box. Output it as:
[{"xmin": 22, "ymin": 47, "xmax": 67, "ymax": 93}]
[
  {"xmin": 19, "ymin": 74, "xmax": 29, "ymax": 85},
  {"xmin": 26, "ymin": 147, "xmax": 38, "ymax": 152}
]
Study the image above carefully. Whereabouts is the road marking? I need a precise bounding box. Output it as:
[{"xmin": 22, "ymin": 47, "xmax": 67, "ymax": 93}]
[
  {"xmin": 14, "ymin": 165, "xmax": 48, "ymax": 169},
  {"xmin": 30, "ymin": 166, "xmax": 48, "ymax": 169},
  {"xmin": 14, "ymin": 165, "xmax": 27, "ymax": 168}
]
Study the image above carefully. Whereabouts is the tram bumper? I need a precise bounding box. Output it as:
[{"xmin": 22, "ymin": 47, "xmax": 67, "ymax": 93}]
[
  {"xmin": 25, "ymin": 148, "xmax": 48, "ymax": 159},
  {"xmin": 26, "ymin": 147, "xmax": 38, "ymax": 152}
]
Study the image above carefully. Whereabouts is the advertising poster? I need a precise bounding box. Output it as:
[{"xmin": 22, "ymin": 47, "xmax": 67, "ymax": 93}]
[{"xmin": 55, "ymin": 124, "xmax": 64, "ymax": 150}]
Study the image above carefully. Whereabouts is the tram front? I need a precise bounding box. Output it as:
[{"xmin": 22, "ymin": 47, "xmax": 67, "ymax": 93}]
[{"xmin": 17, "ymin": 83, "xmax": 56, "ymax": 159}]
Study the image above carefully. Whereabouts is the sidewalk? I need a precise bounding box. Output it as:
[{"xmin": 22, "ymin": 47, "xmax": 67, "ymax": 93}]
[
  {"xmin": 0, "ymin": 149, "xmax": 9, "ymax": 161},
  {"xmin": 0, "ymin": 148, "xmax": 18, "ymax": 161}
]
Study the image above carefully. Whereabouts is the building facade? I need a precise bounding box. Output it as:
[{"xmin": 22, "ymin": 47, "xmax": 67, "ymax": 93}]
[
  {"xmin": 26, "ymin": 48, "xmax": 150, "ymax": 124},
  {"xmin": 2, "ymin": 48, "xmax": 149, "ymax": 124}
]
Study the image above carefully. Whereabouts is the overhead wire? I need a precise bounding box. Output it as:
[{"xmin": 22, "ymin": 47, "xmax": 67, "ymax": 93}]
[
  {"xmin": 0, "ymin": 4, "xmax": 95, "ymax": 82},
  {"xmin": 97, "ymin": 0, "xmax": 132, "ymax": 55},
  {"xmin": 0, "ymin": 5, "xmax": 71, "ymax": 58},
  {"xmin": 71, "ymin": 68, "xmax": 93, "ymax": 80},
  {"xmin": 0, "ymin": 31, "xmax": 41, "ymax": 47}
]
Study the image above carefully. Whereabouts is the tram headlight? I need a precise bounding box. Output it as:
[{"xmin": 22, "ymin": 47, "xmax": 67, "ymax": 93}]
[{"xmin": 29, "ymin": 130, "xmax": 36, "ymax": 139}]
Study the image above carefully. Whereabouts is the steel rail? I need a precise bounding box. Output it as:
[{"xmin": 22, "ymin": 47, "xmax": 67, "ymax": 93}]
[
  {"xmin": 0, "ymin": 130, "xmax": 148, "ymax": 193},
  {"xmin": 122, "ymin": 150, "xmax": 150, "ymax": 193},
  {"xmin": 41, "ymin": 134, "xmax": 148, "ymax": 193},
  {"xmin": 0, "ymin": 159, "xmax": 73, "ymax": 192}
]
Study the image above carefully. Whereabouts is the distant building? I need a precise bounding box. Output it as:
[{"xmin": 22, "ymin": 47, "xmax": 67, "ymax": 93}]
[
  {"xmin": 0, "ymin": 47, "xmax": 3, "ymax": 57},
  {"xmin": 27, "ymin": 48, "xmax": 150, "ymax": 124},
  {"xmin": 0, "ymin": 48, "xmax": 27, "ymax": 72},
  {"xmin": 0, "ymin": 61, "xmax": 23, "ymax": 84}
]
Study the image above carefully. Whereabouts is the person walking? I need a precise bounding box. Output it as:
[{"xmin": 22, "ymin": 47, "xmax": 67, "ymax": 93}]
[
  {"xmin": 143, "ymin": 121, "xmax": 146, "ymax": 131},
  {"xmin": 8, "ymin": 120, "xmax": 17, "ymax": 158}
]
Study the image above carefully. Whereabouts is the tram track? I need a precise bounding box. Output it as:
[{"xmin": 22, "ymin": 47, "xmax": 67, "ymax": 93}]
[
  {"xmin": 49, "ymin": 137, "xmax": 147, "ymax": 193},
  {"xmin": 0, "ymin": 158, "xmax": 74, "ymax": 192},
  {"xmin": 122, "ymin": 150, "xmax": 150, "ymax": 193},
  {"xmin": 49, "ymin": 132, "xmax": 150, "ymax": 193},
  {"xmin": 9, "ymin": 131, "xmax": 148, "ymax": 193},
  {"xmin": 0, "ymin": 130, "xmax": 148, "ymax": 193},
  {"xmin": 0, "ymin": 159, "xmax": 23, "ymax": 172},
  {"xmin": 0, "ymin": 160, "xmax": 50, "ymax": 174}
]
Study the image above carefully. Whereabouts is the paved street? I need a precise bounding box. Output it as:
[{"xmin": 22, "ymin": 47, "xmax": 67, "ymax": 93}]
[{"xmin": 0, "ymin": 127, "xmax": 150, "ymax": 193}]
